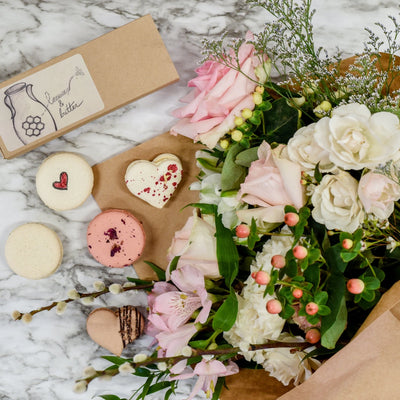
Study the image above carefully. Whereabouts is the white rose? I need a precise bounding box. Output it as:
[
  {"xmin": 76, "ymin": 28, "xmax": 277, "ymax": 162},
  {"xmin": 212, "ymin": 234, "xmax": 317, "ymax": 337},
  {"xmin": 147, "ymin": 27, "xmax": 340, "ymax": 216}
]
[
  {"xmin": 314, "ymin": 103, "xmax": 400, "ymax": 170},
  {"xmin": 286, "ymin": 123, "xmax": 334, "ymax": 173},
  {"xmin": 311, "ymin": 171, "xmax": 364, "ymax": 232}
]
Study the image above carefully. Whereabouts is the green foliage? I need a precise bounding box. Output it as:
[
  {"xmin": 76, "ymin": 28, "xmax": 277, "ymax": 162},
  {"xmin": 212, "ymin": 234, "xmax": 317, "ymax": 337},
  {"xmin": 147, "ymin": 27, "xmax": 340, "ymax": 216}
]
[
  {"xmin": 221, "ymin": 143, "xmax": 247, "ymax": 192},
  {"xmin": 212, "ymin": 289, "xmax": 239, "ymax": 331},
  {"xmin": 143, "ymin": 261, "xmax": 166, "ymax": 281}
]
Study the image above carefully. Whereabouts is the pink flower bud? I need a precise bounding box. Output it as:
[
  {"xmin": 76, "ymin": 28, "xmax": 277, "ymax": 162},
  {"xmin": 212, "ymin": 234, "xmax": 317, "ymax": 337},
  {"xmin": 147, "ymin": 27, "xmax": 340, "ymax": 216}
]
[
  {"xmin": 254, "ymin": 271, "xmax": 271, "ymax": 285},
  {"xmin": 346, "ymin": 278, "xmax": 365, "ymax": 294},
  {"xmin": 292, "ymin": 288, "xmax": 303, "ymax": 299},
  {"xmin": 305, "ymin": 328, "xmax": 321, "ymax": 344},
  {"xmin": 284, "ymin": 212, "xmax": 300, "ymax": 227},
  {"xmin": 271, "ymin": 255, "xmax": 286, "ymax": 269},
  {"xmin": 293, "ymin": 245, "xmax": 308, "ymax": 260},
  {"xmin": 342, "ymin": 238, "xmax": 354, "ymax": 250},
  {"xmin": 266, "ymin": 299, "xmax": 282, "ymax": 314},
  {"xmin": 305, "ymin": 302, "xmax": 319, "ymax": 315},
  {"xmin": 235, "ymin": 224, "xmax": 250, "ymax": 238}
]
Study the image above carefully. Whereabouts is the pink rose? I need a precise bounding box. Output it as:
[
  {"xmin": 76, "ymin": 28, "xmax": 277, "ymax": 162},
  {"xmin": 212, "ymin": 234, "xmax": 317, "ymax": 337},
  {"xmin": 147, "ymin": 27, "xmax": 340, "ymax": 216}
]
[
  {"xmin": 237, "ymin": 141, "xmax": 305, "ymax": 224},
  {"xmin": 358, "ymin": 171, "xmax": 400, "ymax": 219},
  {"xmin": 170, "ymin": 33, "xmax": 262, "ymax": 149},
  {"xmin": 167, "ymin": 212, "xmax": 220, "ymax": 279}
]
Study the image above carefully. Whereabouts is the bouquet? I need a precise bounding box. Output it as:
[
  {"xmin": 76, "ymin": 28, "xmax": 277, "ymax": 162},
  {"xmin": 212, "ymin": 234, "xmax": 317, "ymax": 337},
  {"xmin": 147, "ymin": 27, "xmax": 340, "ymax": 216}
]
[{"xmin": 13, "ymin": 0, "xmax": 400, "ymax": 399}]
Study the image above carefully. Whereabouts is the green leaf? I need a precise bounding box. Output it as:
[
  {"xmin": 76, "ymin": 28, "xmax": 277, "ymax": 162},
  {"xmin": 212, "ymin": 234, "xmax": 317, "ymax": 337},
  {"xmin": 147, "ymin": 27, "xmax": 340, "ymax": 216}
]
[
  {"xmin": 361, "ymin": 289, "xmax": 376, "ymax": 302},
  {"xmin": 212, "ymin": 289, "xmax": 238, "ymax": 331},
  {"xmin": 168, "ymin": 256, "xmax": 180, "ymax": 276},
  {"xmin": 189, "ymin": 339, "xmax": 210, "ymax": 350},
  {"xmin": 280, "ymin": 305, "xmax": 295, "ymax": 319},
  {"xmin": 314, "ymin": 291, "xmax": 328, "ymax": 305},
  {"xmin": 263, "ymin": 98, "xmax": 299, "ymax": 144},
  {"xmin": 126, "ymin": 277, "xmax": 154, "ymax": 286},
  {"xmin": 221, "ymin": 143, "xmax": 247, "ymax": 192},
  {"xmin": 317, "ymin": 305, "xmax": 331, "ymax": 316},
  {"xmin": 212, "ymin": 378, "xmax": 226, "ymax": 400},
  {"xmin": 215, "ymin": 211, "xmax": 239, "ymax": 286},
  {"xmin": 147, "ymin": 382, "xmax": 172, "ymax": 395},
  {"xmin": 185, "ymin": 203, "xmax": 217, "ymax": 215},
  {"xmin": 314, "ymin": 163, "xmax": 323, "ymax": 183},
  {"xmin": 364, "ymin": 276, "xmax": 380, "ymax": 290},
  {"xmin": 102, "ymin": 356, "xmax": 130, "ymax": 366},
  {"xmin": 143, "ymin": 261, "xmax": 166, "ymax": 281},
  {"xmin": 99, "ymin": 395, "xmax": 125, "ymax": 400},
  {"xmin": 247, "ymin": 218, "xmax": 259, "ymax": 250},
  {"xmin": 325, "ymin": 244, "xmax": 347, "ymax": 273},
  {"xmin": 235, "ymin": 146, "xmax": 259, "ymax": 167},
  {"xmin": 134, "ymin": 367, "xmax": 152, "ymax": 377},
  {"xmin": 320, "ymin": 276, "xmax": 347, "ymax": 349},
  {"xmin": 303, "ymin": 263, "xmax": 320, "ymax": 289},
  {"xmin": 197, "ymin": 157, "xmax": 223, "ymax": 173},
  {"xmin": 340, "ymin": 251, "xmax": 358, "ymax": 262}
]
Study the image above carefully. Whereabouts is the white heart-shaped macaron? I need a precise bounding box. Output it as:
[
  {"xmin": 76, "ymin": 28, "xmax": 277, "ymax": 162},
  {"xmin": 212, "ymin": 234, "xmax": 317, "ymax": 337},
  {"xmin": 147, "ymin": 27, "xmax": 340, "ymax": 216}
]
[{"xmin": 125, "ymin": 154, "xmax": 183, "ymax": 208}]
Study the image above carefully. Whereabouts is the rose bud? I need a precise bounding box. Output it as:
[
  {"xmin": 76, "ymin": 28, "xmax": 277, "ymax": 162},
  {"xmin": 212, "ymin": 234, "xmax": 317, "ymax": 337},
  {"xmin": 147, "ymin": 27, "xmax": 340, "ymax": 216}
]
[
  {"xmin": 305, "ymin": 328, "xmax": 321, "ymax": 344},
  {"xmin": 293, "ymin": 245, "xmax": 308, "ymax": 260},
  {"xmin": 266, "ymin": 299, "xmax": 282, "ymax": 314},
  {"xmin": 235, "ymin": 224, "xmax": 250, "ymax": 238},
  {"xmin": 284, "ymin": 212, "xmax": 300, "ymax": 227},
  {"xmin": 271, "ymin": 254, "xmax": 285, "ymax": 269},
  {"xmin": 342, "ymin": 238, "xmax": 354, "ymax": 250},
  {"xmin": 305, "ymin": 302, "xmax": 319, "ymax": 315},
  {"xmin": 346, "ymin": 278, "xmax": 365, "ymax": 294},
  {"xmin": 254, "ymin": 271, "xmax": 271, "ymax": 285},
  {"xmin": 292, "ymin": 288, "xmax": 303, "ymax": 299}
]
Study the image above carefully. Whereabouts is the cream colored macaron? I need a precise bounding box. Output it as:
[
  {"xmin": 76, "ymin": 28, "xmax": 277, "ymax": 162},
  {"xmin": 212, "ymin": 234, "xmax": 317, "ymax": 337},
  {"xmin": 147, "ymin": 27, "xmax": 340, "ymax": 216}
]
[
  {"xmin": 5, "ymin": 223, "xmax": 63, "ymax": 279},
  {"xmin": 36, "ymin": 152, "xmax": 94, "ymax": 211}
]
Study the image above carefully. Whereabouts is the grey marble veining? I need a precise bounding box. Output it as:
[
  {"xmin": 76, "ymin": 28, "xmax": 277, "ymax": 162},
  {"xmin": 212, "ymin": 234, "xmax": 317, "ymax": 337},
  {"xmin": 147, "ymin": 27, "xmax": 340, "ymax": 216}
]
[{"xmin": 0, "ymin": 1, "xmax": 399, "ymax": 399}]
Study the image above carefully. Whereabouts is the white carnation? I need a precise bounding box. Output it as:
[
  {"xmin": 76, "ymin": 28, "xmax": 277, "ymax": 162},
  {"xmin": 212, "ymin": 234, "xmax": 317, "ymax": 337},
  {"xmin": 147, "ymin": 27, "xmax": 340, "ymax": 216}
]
[{"xmin": 224, "ymin": 229, "xmax": 293, "ymax": 356}]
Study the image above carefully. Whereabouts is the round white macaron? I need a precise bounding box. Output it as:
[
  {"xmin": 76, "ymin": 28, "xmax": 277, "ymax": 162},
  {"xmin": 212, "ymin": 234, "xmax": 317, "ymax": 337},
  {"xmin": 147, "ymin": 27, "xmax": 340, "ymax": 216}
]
[
  {"xmin": 36, "ymin": 152, "xmax": 94, "ymax": 211},
  {"xmin": 5, "ymin": 223, "xmax": 63, "ymax": 279}
]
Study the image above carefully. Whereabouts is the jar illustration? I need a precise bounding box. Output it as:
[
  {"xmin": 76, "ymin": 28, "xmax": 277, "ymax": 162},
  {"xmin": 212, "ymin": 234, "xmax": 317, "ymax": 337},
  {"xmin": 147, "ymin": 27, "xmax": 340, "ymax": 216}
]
[{"xmin": 4, "ymin": 82, "xmax": 57, "ymax": 145}]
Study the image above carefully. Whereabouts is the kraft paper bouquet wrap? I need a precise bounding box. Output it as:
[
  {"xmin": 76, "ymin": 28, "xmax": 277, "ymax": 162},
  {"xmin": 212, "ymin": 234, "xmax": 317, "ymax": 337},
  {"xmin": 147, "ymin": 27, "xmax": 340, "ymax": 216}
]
[{"xmin": 13, "ymin": 1, "xmax": 400, "ymax": 399}]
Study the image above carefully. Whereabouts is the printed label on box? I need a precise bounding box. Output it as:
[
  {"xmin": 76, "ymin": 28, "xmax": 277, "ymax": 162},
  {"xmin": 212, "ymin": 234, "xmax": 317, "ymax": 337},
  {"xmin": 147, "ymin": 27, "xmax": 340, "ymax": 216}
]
[{"xmin": 0, "ymin": 54, "xmax": 104, "ymax": 152}]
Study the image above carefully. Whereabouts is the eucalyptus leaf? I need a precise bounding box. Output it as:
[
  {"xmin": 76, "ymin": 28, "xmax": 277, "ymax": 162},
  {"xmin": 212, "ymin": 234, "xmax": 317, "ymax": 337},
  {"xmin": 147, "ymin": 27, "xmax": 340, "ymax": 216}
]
[
  {"xmin": 197, "ymin": 157, "xmax": 223, "ymax": 173},
  {"xmin": 220, "ymin": 143, "xmax": 247, "ymax": 192},
  {"xmin": 235, "ymin": 146, "xmax": 259, "ymax": 167}
]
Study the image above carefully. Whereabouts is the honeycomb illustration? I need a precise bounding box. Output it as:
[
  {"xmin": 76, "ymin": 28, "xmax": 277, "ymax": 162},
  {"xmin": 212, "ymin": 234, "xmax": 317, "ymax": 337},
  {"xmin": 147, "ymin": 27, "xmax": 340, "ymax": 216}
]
[{"xmin": 22, "ymin": 115, "xmax": 45, "ymax": 137}]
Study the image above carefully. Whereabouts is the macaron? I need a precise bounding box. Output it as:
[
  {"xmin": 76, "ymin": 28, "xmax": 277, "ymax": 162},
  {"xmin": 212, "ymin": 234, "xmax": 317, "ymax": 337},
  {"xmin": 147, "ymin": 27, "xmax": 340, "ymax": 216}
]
[
  {"xmin": 125, "ymin": 153, "xmax": 183, "ymax": 208},
  {"xmin": 87, "ymin": 209, "xmax": 145, "ymax": 268},
  {"xmin": 86, "ymin": 306, "xmax": 145, "ymax": 356},
  {"xmin": 5, "ymin": 223, "xmax": 63, "ymax": 279},
  {"xmin": 36, "ymin": 152, "xmax": 94, "ymax": 211}
]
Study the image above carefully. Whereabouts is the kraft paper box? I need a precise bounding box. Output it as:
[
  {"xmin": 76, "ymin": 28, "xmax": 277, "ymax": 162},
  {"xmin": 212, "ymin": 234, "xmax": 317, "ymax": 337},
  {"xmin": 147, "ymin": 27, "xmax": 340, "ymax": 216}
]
[{"xmin": 0, "ymin": 14, "xmax": 179, "ymax": 159}]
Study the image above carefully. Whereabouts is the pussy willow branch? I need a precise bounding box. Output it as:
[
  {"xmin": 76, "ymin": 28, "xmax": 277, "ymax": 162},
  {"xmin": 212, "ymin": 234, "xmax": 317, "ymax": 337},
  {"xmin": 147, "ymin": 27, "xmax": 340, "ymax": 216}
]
[
  {"xmin": 13, "ymin": 283, "xmax": 154, "ymax": 320},
  {"xmin": 78, "ymin": 340, "xmax": 312, "ymax": 384}
]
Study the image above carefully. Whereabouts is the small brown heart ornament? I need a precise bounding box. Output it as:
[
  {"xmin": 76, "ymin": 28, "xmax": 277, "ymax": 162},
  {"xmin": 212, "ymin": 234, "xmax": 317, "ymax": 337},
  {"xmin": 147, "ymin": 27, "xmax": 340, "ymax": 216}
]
[{"xmin": 86, "ymin": 306, "xmax": 145, "ymax": 356}]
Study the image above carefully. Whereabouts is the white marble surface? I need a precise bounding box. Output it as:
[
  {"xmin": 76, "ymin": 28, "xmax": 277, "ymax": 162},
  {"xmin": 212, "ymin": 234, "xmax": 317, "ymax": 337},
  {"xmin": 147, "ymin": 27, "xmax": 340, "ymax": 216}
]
[{"xmin": 0, "ymin": 1, "xmax": 399, "ymax": 399}]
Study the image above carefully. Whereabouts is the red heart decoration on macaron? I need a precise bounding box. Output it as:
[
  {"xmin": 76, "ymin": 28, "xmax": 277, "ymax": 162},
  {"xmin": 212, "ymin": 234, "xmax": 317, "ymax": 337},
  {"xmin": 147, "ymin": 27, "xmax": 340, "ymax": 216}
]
[{"xmin": 52, "ymin": 171, "xmax": 68, "ymax": 190}]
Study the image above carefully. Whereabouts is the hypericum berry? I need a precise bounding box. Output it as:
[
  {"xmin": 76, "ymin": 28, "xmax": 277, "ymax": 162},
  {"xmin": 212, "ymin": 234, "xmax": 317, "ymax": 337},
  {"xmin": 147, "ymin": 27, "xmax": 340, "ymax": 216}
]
[
  {"xmin": 342, "ymin": 238, "xmax": 354, "ymax": 250},
  {"xmin": 284, "ymin": 212, "xmax": 299, "ymax": 227},
  {"xmin": 271, "ymin": 254, "xmax": 285, "ymax": 269},
  {"xmin": 305, "ymin": 302, "xmax": 319, "ymax": 315},
  {"xmin": 241, "ymin": 108, "xmax": 253, "ymax": 119},
  {"xmin": 235, "ymin": 224, "xmax": 250, "ymax": 238},
  {"xmin": 252, "ymin": 92, "xmax": 263, "ymax": 105},
  {"xmin": 292, "ymin": 288, "xmax": 303, "ymax": 299},
  {"xmin": 266, "ymin": 299, "xmax": 282, "ymax": 314},
  {"xmin": 305, "ymin": 328, "xmax": 321, "ymax": 344},
  {"xmin": 293, "ymin": 245, "xmax": 308, "ymax": 260},
  {"xmin": 231, "ymin": 130, "xmax": 243, "ymax": 142},
  {"xmin": 254, "ymin": 271, "xmax": 271, "ymax": 285},
  {"xmin": 234, "ymin": 116, "xmax": 244, "ymax": 126},
  {"xmin": 346, "ymin": 278, "xmax": 365, "ymax": 294},
  {"xmin": 220, "ymin": 139, "xmax": 229, "ymax": 149},
  {"xmin": 251, "ymin": 271, "xmax": 257, "ymax": 279}
]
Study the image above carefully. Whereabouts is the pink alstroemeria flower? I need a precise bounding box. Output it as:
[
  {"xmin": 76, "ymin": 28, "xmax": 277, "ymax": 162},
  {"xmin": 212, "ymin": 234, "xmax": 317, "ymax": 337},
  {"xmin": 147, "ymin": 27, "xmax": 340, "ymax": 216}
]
[
  {"xmin": 170, "ymin": 358, "xmax": 239, "ymax": 400},
  {"xmin": 146, "ymin": 265, "xmax": 212, "ymax": 356}
]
